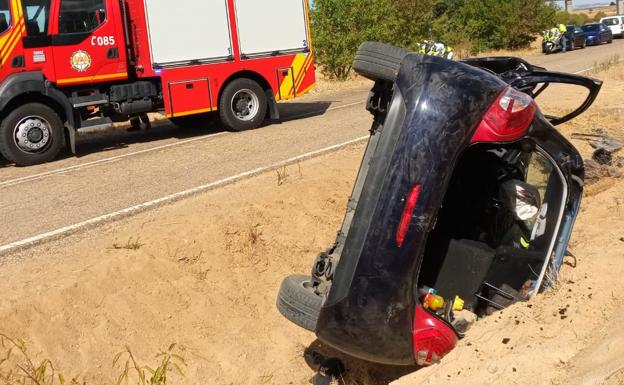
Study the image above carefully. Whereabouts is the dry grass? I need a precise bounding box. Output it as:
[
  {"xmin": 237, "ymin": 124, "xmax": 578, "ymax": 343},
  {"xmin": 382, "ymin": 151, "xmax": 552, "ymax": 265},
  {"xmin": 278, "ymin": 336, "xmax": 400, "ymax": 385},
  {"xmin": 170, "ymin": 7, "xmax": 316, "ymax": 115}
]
[
  {"xmin": 589, "ymin": 55, "xmax": 621, "ymax": 75},
  {"xmin": 276, "ymin": 166, "xmax": 289, "ymax": 186},
  {"xmin": 111, "ymin": 237, "xmax": 144, "ymax": 251},
  {"xmin": 0, "ymin": 334, "xmax": 185, "ymax": 385}
]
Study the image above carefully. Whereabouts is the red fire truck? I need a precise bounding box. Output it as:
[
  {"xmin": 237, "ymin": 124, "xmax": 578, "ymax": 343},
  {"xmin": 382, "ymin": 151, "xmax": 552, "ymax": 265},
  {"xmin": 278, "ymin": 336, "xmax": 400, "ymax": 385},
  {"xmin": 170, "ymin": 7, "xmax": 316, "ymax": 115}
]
[{"xmin": 0, "ymin": 0, "xmax": 316, "ymax": 166}]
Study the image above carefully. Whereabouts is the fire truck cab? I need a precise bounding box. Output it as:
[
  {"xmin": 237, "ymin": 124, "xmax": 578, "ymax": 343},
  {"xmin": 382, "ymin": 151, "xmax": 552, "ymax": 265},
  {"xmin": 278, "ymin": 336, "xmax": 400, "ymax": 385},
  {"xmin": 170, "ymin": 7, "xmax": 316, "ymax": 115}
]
[{"xmin": 0, "ymin": 0, "xmax": 316, "ymax": 166}]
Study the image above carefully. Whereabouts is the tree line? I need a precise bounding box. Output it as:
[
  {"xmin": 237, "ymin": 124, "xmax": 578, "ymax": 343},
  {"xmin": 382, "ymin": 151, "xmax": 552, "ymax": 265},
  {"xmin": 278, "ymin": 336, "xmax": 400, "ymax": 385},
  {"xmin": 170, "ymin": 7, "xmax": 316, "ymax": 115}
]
[{"xmin": 311, "ymin": 0, "xmax": 605, "ymax": 79}]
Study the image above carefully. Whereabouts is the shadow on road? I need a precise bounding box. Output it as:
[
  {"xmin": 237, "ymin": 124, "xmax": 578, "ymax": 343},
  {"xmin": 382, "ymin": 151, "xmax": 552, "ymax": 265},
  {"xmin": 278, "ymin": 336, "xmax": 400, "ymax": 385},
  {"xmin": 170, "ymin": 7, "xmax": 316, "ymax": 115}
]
[
  {"xmin": 304, "ymin": 339, "xmax": 417, "ymax": 385},
  {"xmin": 74, "ymin": 101, "xmax": 333, "ymax": 157},
  {"xmin": 279, "ymin": 101, "xmax": 334, "ymax": 122},
  {"xmin": 0, "ymin": 101, "xmax": 336, "ymax": 167}
]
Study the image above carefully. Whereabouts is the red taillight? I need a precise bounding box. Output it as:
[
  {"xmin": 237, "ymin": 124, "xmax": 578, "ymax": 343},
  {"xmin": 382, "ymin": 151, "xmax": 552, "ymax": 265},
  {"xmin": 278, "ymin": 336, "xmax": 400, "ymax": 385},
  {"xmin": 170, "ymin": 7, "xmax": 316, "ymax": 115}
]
[
  {"xmin": 396, "ymin": 184, "xmax": 421, "ymax": 247},
  {"xmin": 413, "ymin": 306, "xmax": 458, "ymax": 366},
  {"xmin": 471, "ymin": 86, "xmax": 537, "ymax": 144}
]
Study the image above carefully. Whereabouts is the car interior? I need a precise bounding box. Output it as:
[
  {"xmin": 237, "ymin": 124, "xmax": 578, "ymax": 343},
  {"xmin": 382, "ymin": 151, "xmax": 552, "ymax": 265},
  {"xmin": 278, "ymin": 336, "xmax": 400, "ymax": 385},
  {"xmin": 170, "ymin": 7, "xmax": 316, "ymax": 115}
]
[{"xmin": 417, "ymin": 142, "xmax": 566, "ymax": 322}]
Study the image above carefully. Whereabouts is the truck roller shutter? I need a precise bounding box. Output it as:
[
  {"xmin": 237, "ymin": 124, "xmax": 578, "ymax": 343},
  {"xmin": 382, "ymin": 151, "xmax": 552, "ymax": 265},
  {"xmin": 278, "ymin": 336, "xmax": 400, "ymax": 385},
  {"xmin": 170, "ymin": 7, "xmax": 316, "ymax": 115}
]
[
  {"xmin": 144, "ymin": 0, "xmax": 233, "ymax": 66},
  {"xmin": 234, "ymin": 0, "xmax": 309, "ymax": 57}
]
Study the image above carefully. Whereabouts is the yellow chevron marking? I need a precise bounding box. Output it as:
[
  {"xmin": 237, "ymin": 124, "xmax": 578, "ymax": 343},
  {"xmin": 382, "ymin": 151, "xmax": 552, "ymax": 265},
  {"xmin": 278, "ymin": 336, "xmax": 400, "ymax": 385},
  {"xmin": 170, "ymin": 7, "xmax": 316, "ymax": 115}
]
[
  {"xmin": 278, "ymin": 53, "xmax": 307, "ymax": 101},
  {"xmin": 294, "ymin": 54, "xmax": 313, "ymax": 94},
  {"xmin": 1, "ymin": 22, "xmax": 24, "ymax": 66}
]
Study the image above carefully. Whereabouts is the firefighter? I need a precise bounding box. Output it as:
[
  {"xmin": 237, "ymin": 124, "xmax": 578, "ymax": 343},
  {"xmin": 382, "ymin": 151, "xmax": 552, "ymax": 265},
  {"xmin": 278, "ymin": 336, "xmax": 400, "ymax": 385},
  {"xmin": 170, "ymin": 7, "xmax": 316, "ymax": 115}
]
[{"xmin": 128, "ymin": 114, "xmax": 152, "ymax": 132}]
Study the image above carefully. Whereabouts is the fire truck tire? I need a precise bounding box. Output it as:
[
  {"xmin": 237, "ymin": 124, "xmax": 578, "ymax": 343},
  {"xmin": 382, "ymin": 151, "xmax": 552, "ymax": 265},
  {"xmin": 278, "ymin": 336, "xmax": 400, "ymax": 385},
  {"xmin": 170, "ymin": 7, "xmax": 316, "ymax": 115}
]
[
  {"xmin": 219, "ymin": 78, "xmax": 268, "ymax": 132},
  {"xmin": 0, "ymin": 103, "xmax": 65, "ymax": 166},
  {"xmin": 353, "ymin": 41, "xmax": 409, "ymax": 82},
  {"xmin": 276, "ymin": 275, "xmax": 322, "ymax": 332}
]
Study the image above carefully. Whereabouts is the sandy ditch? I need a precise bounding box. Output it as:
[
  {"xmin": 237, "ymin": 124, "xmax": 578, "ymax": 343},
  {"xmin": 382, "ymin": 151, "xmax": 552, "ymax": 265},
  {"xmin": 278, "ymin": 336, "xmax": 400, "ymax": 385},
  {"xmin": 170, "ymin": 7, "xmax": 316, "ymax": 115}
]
[{"xmin": 0, "ymin": 64, "xmax": 623, "ymax": 385}]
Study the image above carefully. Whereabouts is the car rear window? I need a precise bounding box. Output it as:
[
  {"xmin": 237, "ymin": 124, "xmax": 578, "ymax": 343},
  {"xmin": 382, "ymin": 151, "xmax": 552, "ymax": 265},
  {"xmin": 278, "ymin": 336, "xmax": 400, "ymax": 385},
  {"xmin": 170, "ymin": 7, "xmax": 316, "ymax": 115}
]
[
  {"xmin": 602, "ymin": 18, "xmax": 619, "ymax": 26},
  {"xmin": 582, "ymin": 24, "xmax": 599, "ymax": 32}
]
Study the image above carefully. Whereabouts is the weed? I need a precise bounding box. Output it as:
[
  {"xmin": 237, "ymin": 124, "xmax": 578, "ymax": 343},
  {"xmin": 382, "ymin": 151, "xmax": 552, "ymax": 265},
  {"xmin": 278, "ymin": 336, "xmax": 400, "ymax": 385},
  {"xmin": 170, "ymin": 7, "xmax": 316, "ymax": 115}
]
[
  {"xmin": 112, "ymin": 237, "xmax": 144, "ymax": 251},
  {"xmin": 111, "ymin": 344, "xmax": 186, "ymax": 385},
  {"xmin": 0, "ymin": 333, "xmax": 78, "ymax": 385},
  {"xmin": 0, "ymin": 335, "xmax": 185, "ymax": 385},
  {"xmin": 177, "ymin": 250, "xmax": 203, "ymax": 264},
  {"xmin": 589, "ymin": 55, "xmax": 620, "ymax": 75},
  {"xmin": 197, "ymin": 268, "xmax": 210, "ymax": 281},
  {"xmin": 248, "ymin": 224, "xmax": 263, "ymax": 247},
  {"xmin": 276, "ymin": 166, "xmax": 289, "ymax": 186}
]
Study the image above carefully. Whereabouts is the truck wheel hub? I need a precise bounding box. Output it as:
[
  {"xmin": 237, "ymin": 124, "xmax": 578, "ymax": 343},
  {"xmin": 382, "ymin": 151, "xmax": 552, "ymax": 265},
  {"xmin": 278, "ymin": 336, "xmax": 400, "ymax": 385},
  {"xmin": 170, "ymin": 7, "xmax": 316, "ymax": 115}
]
[
  {"xmin": 232, "ymin": 89, "xmax": 259, "ymax": 121},
  {"xmin": 14, "ymin": 117, "xmax": 51, "ymax": 153}
]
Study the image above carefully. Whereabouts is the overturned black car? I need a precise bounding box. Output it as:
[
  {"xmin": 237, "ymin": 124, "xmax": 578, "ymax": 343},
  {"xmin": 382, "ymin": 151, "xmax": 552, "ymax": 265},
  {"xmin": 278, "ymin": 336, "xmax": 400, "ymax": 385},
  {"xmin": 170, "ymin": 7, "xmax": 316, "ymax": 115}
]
[{"xmin": 277, "ymin": 42, "xmax": 602, "ymax": 367}]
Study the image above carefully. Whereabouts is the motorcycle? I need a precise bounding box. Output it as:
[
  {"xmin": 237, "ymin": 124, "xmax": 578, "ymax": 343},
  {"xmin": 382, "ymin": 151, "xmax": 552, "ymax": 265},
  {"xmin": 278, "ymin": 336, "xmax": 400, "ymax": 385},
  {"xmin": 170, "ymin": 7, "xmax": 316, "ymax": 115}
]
[{"xmin": 542, "ymin": 29, "xmax": 565, "ymax": 54}]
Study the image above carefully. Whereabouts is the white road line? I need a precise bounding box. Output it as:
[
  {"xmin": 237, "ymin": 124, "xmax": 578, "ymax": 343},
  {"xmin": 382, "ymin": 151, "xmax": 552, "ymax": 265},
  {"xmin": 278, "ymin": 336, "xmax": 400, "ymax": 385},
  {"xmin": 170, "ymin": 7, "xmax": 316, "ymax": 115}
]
[
  {"xmin": 0, "ymin": 101, "xmax": 365, "ymax": 188},
  {"xmin": 574, "ymin": 67, "xmax": 595, "ymax": 74},
  {"xmin": 0, "ymin": 132, "xmax": 227, "ymax": 188},
  {"xmin": 0, "ymin": 135, "xmax": 369, "ymax": 256},
  {"xmin": 283, "ymin": 101, "xmax": 364, "ymax": 121}
]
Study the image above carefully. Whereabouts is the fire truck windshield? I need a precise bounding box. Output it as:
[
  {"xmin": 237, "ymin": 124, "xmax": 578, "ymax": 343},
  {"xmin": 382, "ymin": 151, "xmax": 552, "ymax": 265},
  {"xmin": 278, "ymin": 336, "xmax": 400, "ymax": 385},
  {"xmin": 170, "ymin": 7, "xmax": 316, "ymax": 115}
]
[
  {"xmin": 22, "ymin": 0, "xmax": 51, "ymax": 36},
  {"xmin": 0, "ymin": 0, "xmax": 10, "ymax": 34}
]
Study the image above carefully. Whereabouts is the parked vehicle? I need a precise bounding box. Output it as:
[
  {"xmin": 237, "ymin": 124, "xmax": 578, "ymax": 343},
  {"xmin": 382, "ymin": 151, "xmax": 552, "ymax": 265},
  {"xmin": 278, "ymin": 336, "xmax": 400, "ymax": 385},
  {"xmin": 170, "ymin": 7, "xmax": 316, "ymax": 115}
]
[
  {"xmin": 277, "ymin": 42, "xmax": 602, "ymax": 367},
  {"xmin": 566, "ymin": 25, "xmax": 587, "ymax": 50},
  {"xmin": 582, "ymin": 23, "xmax": 613, "ymax": 45},
  {"xmin": 600, "ymin": 15, "xmax": 624, "ymax": 38},
  {"xmin": 0, "ymin": 0, "xmax": 316, "ymax": 166}
]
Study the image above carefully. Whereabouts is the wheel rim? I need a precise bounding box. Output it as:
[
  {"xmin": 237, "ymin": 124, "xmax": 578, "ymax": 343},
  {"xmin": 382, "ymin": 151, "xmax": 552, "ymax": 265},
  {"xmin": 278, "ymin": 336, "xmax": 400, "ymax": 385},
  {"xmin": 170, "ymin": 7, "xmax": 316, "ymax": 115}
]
[
  {"xmin": 13, "ymin": 116, "xmax": 52, "ymax": 154},
  {"xmin": 231, "ymin": 89, "xmax": 259, "ymax": 122}
]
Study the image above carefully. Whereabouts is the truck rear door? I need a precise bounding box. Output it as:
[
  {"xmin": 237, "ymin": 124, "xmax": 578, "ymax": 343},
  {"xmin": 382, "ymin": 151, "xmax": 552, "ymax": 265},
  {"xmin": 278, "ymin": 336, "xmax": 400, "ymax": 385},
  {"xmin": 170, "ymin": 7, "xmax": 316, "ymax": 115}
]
[{"xmin": 49, "ymin": 0, "xmax": 127, "ymax": 86}]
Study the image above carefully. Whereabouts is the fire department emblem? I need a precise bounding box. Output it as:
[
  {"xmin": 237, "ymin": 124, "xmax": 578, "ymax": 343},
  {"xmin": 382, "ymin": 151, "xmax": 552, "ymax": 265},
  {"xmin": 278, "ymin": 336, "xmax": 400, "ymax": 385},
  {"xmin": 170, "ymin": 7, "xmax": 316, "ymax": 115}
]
[{"xmin": 70, "ymin": 50, "xmax": 92, "ymax": 72}]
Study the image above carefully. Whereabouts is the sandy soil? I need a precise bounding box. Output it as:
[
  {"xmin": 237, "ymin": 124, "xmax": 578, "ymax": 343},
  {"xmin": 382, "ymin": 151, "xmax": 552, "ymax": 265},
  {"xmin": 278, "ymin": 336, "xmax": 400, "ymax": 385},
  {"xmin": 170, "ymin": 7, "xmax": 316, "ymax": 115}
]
[{"xmin": 1, "ymin": 66, "xmax": 623, "ymax": 385}]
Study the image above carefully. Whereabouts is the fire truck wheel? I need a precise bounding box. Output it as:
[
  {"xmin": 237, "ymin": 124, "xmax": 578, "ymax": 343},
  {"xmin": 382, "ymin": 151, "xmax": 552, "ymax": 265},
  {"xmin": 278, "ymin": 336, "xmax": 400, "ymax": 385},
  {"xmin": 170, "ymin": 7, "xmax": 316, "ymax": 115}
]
[
  {"xmin": 0, "ymin": 103, "xmax": 65, "ymax": 166},
  {"xmin": 219, "ymin": 78, "xmax": 268, "ymax": 132},
  {"xmin": 276, "ymin": 275, "xmax": 322, "ymax": 332}
]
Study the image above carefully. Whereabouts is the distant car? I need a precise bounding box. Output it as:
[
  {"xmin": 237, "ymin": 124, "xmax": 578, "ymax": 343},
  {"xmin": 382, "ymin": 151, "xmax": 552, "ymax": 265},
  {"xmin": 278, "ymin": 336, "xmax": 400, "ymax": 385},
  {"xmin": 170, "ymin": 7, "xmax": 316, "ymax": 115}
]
[
  {"xmin": 600, "ymin": 15, "xmax": 624, "ymax": 38},
  {"xmin": 566, "ymin": 25, "xmax": 587, "ymax": 49},
  {"xmin": 581, "ymin": 23, "xmax": 613, "ymax": 45}
]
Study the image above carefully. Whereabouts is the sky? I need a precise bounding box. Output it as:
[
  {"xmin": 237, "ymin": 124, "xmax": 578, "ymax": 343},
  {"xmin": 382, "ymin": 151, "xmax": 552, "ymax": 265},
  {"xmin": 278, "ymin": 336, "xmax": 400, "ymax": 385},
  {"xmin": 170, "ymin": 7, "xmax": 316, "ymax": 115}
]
[
  {"xmin": 307, "ymin": 0, "xmax": 613, "ymax": 8},
  {"xmin": 564, "ymin": 0, "xmax": 612, "ymax": 6}
]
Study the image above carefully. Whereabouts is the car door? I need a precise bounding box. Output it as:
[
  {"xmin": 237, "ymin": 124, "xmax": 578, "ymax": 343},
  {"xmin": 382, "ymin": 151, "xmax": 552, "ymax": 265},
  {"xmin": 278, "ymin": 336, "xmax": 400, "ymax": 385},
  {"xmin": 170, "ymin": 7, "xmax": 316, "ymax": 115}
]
[
  {"xmin": 574, "ymin": 27, "xmax": 584, "ymax": 45},
  {"xmin": 50, "ymin": 0, "xmax": 127, "ymax": 86},
  {"xmin": 600, "ymin": 24, "xmax": 609, "ymax": 42}
]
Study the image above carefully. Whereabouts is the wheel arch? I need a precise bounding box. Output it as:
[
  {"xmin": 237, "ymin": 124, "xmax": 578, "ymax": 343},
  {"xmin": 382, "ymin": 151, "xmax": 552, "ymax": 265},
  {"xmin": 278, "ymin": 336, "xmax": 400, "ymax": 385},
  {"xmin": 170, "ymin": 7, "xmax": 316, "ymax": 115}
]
[
  {"xmin": 0, "ymin": 72, "xmax": 77, "ymax": 152},
  {"xmin": 218, "ymin": 70, "xmax": 279, "ymax": 120}
]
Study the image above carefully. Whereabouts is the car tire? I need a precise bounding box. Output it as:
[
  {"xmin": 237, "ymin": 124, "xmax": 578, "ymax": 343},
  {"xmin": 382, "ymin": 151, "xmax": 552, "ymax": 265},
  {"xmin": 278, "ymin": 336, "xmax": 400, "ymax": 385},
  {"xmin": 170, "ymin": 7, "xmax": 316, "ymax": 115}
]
[
  {"xmin": 218, "ymin": 78, "xmax": 268, "ymax": 132},
  {"xmin": 170, "ymin": 112, "xmax": 217, "ymax": 129},
  {"xmin": 0, "ymin": 103, "xmax": 65, "ymax": 166},
  {"xmin": 353, "ymin": 41, "xmax": 409, "ymax": 82},
  {"xmin": 570, "ymin": 41, "xmax": 575, "ymax": 51},
  {"xmin": 276, "ymin": 275, "xmax": 322, "ymax": 332}
]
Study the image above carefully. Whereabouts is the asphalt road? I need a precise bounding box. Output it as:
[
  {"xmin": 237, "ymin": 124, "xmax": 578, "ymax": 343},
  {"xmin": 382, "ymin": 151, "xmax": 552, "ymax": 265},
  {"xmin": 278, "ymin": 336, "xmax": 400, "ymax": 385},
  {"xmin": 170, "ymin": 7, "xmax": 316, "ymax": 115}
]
[{"xmin": 1, "ymin": 39, "xmax": 622, "ymax": 253}]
